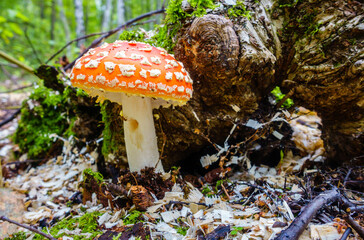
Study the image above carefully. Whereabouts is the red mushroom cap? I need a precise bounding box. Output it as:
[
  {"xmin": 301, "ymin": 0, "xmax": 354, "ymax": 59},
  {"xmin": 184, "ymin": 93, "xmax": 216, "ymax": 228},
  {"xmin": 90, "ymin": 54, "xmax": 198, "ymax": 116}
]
[{"xmin": 70, "ymin": 41, "xmax": 193, "ymax": 105}]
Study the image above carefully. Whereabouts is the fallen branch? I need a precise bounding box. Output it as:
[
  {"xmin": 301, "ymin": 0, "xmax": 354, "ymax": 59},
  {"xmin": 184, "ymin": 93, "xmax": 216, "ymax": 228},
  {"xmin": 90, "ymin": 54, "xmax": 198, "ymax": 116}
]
[
  {"xmin": 0, "ymin": 216, "xmax": 57, "ymax": 240},
  {"xmin": 0, "ymin": 109, "xmax": 21, "ymax": 128},
  {"xmin": 64, "ymin": 8, "xmax": 165, "ymax": 71},
  {"xmin": 0, "ymin": 50, "xmax": 34, "ymax": 74},
  {"xmin": 346, "ymin": 205, "xmax": 364, "ymax": 213},
  {"xmin": 0, "ymin": 84, "xmax": 33, "ymax": 94},
  {"xmin": 274, "ymin": 189, "xmax": 340, "ymax": 240},
  {"xmin": 343, "ymin": 215, "xmax": 364, "ymax": 239},
  {"xmin": 339, "ymin": 227, "xmax": 352, "ymax": 240}
]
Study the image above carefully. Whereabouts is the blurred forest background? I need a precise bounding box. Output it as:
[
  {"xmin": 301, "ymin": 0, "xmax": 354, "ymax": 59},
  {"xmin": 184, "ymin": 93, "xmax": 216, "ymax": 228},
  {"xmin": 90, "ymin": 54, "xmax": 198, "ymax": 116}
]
[{"xmin": 0, "ymin": 0, "xmax": 165, "ymax": 87}]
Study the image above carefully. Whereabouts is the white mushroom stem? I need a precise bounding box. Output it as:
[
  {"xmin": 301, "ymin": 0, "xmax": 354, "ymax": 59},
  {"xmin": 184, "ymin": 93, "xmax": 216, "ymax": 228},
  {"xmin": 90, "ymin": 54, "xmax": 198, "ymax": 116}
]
[{"xmin": 121, "ymin": 94, "xmax": 164, "ymax": 173}]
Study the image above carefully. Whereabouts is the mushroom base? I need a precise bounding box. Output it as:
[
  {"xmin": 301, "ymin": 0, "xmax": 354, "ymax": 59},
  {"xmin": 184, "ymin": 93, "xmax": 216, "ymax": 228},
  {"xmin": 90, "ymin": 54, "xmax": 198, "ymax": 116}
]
[{"xmin": 121, "ymin": 94, "xmax": 164, "ymax": 173}]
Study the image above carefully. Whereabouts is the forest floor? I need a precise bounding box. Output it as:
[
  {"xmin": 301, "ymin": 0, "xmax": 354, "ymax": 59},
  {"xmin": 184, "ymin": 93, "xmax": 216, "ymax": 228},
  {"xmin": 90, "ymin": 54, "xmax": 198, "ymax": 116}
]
[{"xmin": 0, "ymin": 86, "xmax": 364, "ymax": 240}]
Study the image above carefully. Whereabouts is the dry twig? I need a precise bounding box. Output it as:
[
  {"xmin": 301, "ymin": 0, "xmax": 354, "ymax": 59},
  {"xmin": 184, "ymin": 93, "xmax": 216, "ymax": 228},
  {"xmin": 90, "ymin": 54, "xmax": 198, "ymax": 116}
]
[
  {"xmin": 274, "ymin": 189, "xmax": 340, "ymax": 240},
  {"xmin": 0, "ymin": 216, "xmax": 57, "ymax": 240},
  {"xmin": 346, "ymin": 205, "xmax": 364, "ymax": 213},
  {"xmin": 0, "ymin": 109, "xmax": 21, "ymax": 128},
  {"xmin": 339, "ymin": 227, "xmax": 352, "ymax": 240}
]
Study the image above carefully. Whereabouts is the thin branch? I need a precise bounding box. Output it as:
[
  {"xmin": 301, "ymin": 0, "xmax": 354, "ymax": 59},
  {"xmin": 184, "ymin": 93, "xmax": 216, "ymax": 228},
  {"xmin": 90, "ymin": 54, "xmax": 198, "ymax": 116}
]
[
  {"xmin": 64, "ymin": 8, "xmax": 165, "ymax": 71},
  {"xmin": 346, "ymin": 205, "xmax": 364, "ymax": 213},
  {"xmin": 0, "ymin": 84, "xmax": 33, "ymax": 94},
  {"xmin": 0, "ymin": 109, "xmax": 21, "ymax": 128},
  {"xmin": 0, "ymin": 216, "xmax": 57, "ymax": 240},
  {"xmin": 24, "ymin": 27, "xmax": 42, "ymax": 64},
  {"xmin": 343, "ymin": 215, "xmax": 364, "ymax": 239},
  {"xmin": 46, "ymin": 31, "xmax": 109, "ymax": 64},
  {"xmin": 0, "ymin": 62, "xmax": 18, "ymax": 68},
  {"xmin": 0, "ymin": 50, "xmax": 34, "ymax": 74},
  {"xmin": 274, "ymin": 189, "xmax": 340, "ymax": 240},
  {"xmin": 46, "ymin": 19, "xmax": 157, "ymax": 64},
  {"xmin": 339, "ymin": 227, "xmax": 352, "ymax": 240}
]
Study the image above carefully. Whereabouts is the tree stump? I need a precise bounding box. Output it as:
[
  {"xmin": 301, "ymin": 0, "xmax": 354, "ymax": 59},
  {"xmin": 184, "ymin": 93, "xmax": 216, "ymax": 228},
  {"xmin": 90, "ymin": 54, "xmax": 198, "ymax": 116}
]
[
  {"xmin": 99, "ymin": 0, "xmax": 363, "ymax": 170},
  {"xmin": 154, "ymin": 0, "xmax": 363, "ymax": 167}
]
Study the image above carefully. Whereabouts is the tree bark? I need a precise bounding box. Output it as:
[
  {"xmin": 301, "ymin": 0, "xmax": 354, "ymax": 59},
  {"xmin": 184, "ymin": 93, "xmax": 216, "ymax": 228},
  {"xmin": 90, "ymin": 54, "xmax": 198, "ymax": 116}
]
[
  {"xmin": 74, "ymin": 0, "xmax": 85, "ymax": 47},
  {"xmin": 159, "ymin": 0, "xmax": 364, "ymax": 167}
]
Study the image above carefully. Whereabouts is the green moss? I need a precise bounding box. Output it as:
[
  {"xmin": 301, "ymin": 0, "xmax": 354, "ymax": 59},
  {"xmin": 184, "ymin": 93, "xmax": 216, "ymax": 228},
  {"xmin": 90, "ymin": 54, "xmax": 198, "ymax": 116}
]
[
  {"xmin": 34, "ymin": 212, "xmax": 102, "ymax": 240},
  {"xmin": 4, "ymin": 232, "xmax": 27, "ymax": 240},
  {"xmin": 152, "ymin": 0, "xmax": 217, "ymax": 52},
  {"xmin": 271, "ymin": 86, "xmax": 294, "ymax": 108},
  {"xmin": 12, "ymin": 85, "xmax": 76, "ymax": 159},
  {"xmin": 100, "ymin": 100, "xmax": 124, "ymax": 161},
  {"xmin": 228, "ymin": 1, "xmax": 252, "ymax": 20},
  {"xmin": 83, "ymin": 168, "xmax": 104, "ymax": 184},
  {"xmin": 276, "ymin": 1, "xmax": 320, "ymax": 39},
  {"xmin": 123, "ymin": 210, "xmax": 144, "ymax": 225},
  {"xmin": 277, "ymin": 0, "xmax": 302, "ymax": 8}
]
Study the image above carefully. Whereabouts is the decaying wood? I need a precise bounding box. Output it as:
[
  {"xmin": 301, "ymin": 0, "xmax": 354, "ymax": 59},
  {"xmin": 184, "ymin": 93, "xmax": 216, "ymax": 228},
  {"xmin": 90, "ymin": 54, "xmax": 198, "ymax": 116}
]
[
  {"xmin": 274, "ymin": 189, "xmax": 340, "ymax": 240},
  {"xmin": 278, "ymin": 0, "xmax": 364, "ymax": 165},
  {"xmin": 168, "ymin": 0, "xmax": 364, "ymax": 166},
  {"xmin": 129, "ymin": 185, "xmax": 155, "ymax": 211}
]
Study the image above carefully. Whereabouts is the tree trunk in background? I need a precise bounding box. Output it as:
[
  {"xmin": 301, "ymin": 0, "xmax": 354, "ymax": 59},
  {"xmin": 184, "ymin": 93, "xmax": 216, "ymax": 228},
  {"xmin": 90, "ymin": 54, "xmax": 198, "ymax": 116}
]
[
  {"xmin": 74, "ymin": 0, "xmax": 85, "ymax": 47},
  {"xmin": 57, "ymin": 0, "xmax": 71, "ymax": 56},
  {"xmin": 39, "ymin": 0, "xmax": 45, "ymax": 19},
  {"xmin": 117, "ymin": 0, "xmax": 125, "ymax": 26},
  {"xmin": 102, "ymin": 0, "xmax": 112, "ymax": 32},
  {"xmin": 50, "ymin": 0, "xmax": 56, "ymax": 40}
]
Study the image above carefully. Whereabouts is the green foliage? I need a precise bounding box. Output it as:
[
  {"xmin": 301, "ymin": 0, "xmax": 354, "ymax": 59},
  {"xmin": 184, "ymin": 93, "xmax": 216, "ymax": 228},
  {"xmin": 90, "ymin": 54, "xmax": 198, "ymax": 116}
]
[
  {"xmin": 4, "ymin": 232, "xmax": 27, "ymax": 240},
  {"xmin": 230, "ymin": 226, "xmax": 244, "ymax": 236},
  {"xmin": 175, "ymin": 225, "xmax": 189, "ymax": 236},
  {"xmin": 271, "ymin": 86, "xmax": 294, "ymax": 108},
  {"xmin": 123, "ymin": 210, "xmax": 144, "ymax": 225},
  {"xmin": 215, "ymin": 179, "xmax": 230, "ymax": 192},
  {"xmin": 34, "ymin": 212, "xmax": 103, "ymax": 240},
  {"xmin": 0, "ymin": 0, "xmax": 165, "ymax": 82},
  {"xmin": 12, "ymin": 85, "xmax": 75, "ymax": 158},
  {"xmin": 119, "ymin": 29, "xmax": 146, "ymax": 42},
  {"xmin": 83, "ymin": 168, "xmax": 104, "ymax": 184},
  {"xmin": 201, "ymin": 185, "xmax": 214, "ymax": 197},
  {"xmin": 228, "ymin": 1, "xmax": 252, "ymax": 20},
  {"xmin": 112, "ymin": 233, "xmax": 123, "ymax": 240}
]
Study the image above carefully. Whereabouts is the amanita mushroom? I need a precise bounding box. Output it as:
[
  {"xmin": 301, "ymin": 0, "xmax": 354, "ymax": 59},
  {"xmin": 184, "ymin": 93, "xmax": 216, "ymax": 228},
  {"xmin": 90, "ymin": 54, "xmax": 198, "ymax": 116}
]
[{"xmin": 70, "ymin": 41, "xmax": 193, "ymax": 173}]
